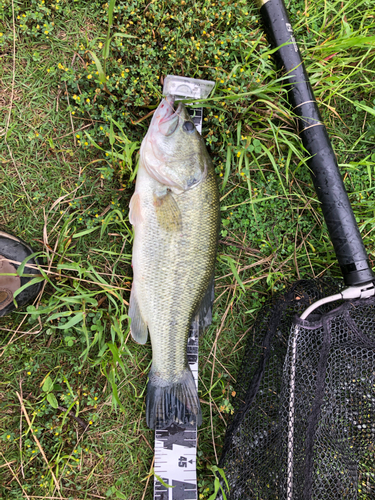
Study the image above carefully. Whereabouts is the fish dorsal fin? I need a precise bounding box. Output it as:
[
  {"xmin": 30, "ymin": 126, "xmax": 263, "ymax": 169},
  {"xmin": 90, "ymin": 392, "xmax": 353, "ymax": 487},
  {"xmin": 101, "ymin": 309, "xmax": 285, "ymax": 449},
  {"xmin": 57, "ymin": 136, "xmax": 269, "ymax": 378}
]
[
  {"xmin": 129, "ymin": 287, "xmax": 148, "ymax": 344},
  {"xmin": 153, "ymin": 189, "xmax": 182, "ymax": 232},
  {"xmin": 129, "ymin": 192, "xmax": 143, "ymax": 226}
]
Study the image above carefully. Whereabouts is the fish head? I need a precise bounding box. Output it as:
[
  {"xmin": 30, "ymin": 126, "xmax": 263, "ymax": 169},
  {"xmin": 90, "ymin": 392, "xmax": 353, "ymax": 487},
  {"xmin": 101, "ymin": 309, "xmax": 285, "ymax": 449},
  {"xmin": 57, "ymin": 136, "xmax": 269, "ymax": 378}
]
[{"xmin": 141, "ymin": 95, "xmax": 208, "ymax": 193}]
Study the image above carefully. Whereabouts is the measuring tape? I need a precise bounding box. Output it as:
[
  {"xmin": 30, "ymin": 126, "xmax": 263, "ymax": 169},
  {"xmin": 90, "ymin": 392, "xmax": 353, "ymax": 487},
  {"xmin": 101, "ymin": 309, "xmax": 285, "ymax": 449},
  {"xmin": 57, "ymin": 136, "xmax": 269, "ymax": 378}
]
[{"xmin": 153, "ymin": 75, "xmax": 215, "ymax": 500}]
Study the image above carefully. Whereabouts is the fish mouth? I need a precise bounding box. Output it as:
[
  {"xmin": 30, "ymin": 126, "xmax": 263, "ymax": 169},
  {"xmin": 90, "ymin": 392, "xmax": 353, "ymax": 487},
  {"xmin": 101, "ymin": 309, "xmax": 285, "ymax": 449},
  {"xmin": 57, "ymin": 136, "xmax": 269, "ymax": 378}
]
[
  {"xmin": 157, "ymin": 96, "xmax": 182, "ymax": 136},
  {"xmin": 159, "ymin": 96, "xmax": 182, "ymax": 125}
]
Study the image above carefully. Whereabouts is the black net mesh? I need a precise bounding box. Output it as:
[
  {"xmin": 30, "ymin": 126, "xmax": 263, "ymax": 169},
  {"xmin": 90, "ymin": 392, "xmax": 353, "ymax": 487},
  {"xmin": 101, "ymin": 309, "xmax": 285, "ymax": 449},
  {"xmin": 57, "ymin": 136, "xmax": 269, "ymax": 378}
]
[{"xmin": 218, "ymin": 278, "xmax": 375, "ymax": 500}]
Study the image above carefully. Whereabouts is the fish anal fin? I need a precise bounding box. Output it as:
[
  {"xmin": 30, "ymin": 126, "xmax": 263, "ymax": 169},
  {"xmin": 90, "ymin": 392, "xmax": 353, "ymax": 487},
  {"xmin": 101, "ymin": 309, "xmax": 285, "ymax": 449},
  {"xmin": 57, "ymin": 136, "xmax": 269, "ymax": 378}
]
[
  {"xmin": 129, "ymin": 192, "xmax": 143, "ymax": 226},
  {"xmin": 153, "ymin": 189, "xmax": 182, "ymax": 232},
  {"xmin": 190, "ymin": 274, "xmax": 215, "ymax": 338},
  {"xmin": 129, "ymin": 287, "xmax": 148, "ymax": 344}
]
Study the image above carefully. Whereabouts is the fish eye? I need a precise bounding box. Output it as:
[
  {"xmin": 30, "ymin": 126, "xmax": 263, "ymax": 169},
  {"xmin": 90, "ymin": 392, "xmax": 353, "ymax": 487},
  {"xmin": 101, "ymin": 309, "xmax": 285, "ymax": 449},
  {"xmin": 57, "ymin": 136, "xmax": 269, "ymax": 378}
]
[{"xmin": 182, "ymin": 121, "xmax": 195, "ymax": 133}]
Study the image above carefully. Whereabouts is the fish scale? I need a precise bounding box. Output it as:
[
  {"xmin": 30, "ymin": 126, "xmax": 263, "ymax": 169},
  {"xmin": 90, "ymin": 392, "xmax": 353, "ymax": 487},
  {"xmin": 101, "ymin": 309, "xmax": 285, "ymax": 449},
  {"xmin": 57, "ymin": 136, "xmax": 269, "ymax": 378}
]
[
  {"xmin": 129, "ymin": 87, "xmax": 219, "ymax": 430},
  {"xmin": 132, "ymin": 144, "xmax": 219, "ymax": 382}
]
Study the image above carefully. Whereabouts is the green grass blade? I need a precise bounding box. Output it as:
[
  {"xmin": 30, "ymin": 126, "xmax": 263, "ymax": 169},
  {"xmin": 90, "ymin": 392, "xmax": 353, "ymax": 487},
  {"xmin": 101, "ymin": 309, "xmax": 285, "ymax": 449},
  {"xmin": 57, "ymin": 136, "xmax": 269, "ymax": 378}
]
[
  {"xmin": 261, "ymin": 143, "xmax": 289, "ymax": 199},
  {"xmin": 107, "ymin": 0, "xmax": 116, "ymax": 27},
  {"xmin": 220, "ymin": 255, "xmax": 245, "ymax": 292},
  {"xmin": 57, "ymin": 312, "xmax": 84, "ymax": 330},
  {"xmin": 12, "ymin": 276, "xmax": 44, "ymax": 300},
  {"xmin": 222, "ymin": 145, "xmax": 232, "ymax": 191},
  {"xmin": 89, "ymin": 50, "xmax": 106, "ymax": 84}
]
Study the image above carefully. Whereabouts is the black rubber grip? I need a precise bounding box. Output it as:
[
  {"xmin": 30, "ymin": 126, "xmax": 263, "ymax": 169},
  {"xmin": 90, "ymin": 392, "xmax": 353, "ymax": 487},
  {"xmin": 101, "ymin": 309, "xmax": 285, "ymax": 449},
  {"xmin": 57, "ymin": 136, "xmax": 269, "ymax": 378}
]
[{"xmin": 259, "ymin": 0, "xmax": 374, "ymax": 286}]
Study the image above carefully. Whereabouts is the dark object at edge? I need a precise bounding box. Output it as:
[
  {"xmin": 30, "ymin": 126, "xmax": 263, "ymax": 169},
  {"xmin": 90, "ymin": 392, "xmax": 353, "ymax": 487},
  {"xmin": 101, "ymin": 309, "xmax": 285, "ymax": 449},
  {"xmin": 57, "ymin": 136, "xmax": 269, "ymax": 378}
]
[
  {"xmin": 259, "ymin": 0, "xmax": 374, "ymax": 286},
  {"xmin": 0, "ymin": 231, "xmax": 42, "ymax": 317},
  {"xmin": 218, "ymin": 278, "xmax": 375, "ymax": 499}
]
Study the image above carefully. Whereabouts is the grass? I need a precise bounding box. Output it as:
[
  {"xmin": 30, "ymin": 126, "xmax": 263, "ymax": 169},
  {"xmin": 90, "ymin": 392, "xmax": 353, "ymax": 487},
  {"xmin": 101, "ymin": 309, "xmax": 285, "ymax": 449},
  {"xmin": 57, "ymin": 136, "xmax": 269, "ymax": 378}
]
[{"xmin": 0, "ymin": 0, "xmax": 374, "ymax": 498}]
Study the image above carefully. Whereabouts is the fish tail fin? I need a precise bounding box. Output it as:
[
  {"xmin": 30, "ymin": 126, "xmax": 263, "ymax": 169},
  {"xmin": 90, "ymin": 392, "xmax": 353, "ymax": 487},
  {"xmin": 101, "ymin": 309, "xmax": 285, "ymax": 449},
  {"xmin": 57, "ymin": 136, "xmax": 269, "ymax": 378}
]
[{"xmin": 146, "ymin": 367, "xmax": 202, "ymax": 430}]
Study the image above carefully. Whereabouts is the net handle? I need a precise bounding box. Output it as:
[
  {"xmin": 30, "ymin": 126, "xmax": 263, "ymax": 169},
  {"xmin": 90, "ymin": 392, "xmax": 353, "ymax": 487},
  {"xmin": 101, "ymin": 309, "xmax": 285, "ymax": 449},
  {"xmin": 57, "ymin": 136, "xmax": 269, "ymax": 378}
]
[{"xmin": 256, "ymin": 0, "xmax": 374, "ymax": 286}]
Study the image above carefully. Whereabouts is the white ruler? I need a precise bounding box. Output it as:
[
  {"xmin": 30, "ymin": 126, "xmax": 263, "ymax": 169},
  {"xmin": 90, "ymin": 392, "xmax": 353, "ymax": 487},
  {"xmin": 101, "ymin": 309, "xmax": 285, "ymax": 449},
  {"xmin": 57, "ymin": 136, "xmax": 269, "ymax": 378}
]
[
  {"xmin": 153, "ymin": 75, "xmax": 215, "ymax": 500},
  {"xmin": 154, "ymin": 331, "xmax": 199, "ymax": 500}
]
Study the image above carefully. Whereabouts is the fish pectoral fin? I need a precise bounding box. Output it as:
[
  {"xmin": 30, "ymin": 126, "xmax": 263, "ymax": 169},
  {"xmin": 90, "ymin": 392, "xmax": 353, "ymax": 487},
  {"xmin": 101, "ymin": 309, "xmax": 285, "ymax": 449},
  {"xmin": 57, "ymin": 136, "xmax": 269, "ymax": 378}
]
[
  {"xmin": 129, "ymin": 192, "xmax": 143, "ymax": 226},
  {"xmin": 129, "ymin": 289, "xmax": 148, "ymax": 344},
  {"xmin": 153, "ymin": 189, "xmax": 182, "ymax": 232}
]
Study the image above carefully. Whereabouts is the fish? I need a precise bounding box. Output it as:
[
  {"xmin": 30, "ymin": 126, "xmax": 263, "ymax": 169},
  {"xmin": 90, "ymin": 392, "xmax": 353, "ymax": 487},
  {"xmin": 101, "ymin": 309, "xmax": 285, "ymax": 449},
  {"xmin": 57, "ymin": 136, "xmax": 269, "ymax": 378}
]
[{"xmin": 128, "ymin": 95, "xmax": 220, "ymax": 429}]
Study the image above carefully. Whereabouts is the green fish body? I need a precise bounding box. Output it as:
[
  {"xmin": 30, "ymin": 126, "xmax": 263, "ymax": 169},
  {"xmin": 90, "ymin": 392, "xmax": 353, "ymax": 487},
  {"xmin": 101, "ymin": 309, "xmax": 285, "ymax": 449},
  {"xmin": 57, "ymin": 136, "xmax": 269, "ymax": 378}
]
[{"xmin": 129, "ymin": 96, "xmax": 219, "ymax": 429}]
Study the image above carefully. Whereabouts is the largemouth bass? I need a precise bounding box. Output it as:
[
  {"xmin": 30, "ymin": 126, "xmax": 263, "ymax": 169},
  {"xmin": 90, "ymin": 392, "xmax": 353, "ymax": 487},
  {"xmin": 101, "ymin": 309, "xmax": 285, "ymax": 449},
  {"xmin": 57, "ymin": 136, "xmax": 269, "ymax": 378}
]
[{"xmin": 129, "ymin": 95, "xmax": 219, "ymax": 429}]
